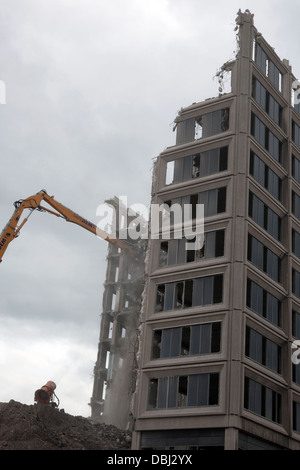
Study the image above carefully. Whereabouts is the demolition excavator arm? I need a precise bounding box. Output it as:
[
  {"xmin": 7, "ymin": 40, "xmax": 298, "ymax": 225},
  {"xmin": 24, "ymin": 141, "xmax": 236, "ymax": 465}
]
[{"xmin": 0, "ymin": 189, "xmax": 135, "ymax": 262}]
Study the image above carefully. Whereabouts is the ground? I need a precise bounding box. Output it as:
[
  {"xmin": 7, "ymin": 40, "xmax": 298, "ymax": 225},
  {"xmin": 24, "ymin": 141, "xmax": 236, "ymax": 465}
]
[{"xmin": 0, "ymin": 400, "xmax": 132, "ymax": 450}]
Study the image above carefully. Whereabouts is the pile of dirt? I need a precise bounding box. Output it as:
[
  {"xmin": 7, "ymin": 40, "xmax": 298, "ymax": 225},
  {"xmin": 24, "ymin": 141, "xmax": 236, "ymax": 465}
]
[{"xmin": 0, "ymin": 400, "xmax": 132, "ymax": 450}]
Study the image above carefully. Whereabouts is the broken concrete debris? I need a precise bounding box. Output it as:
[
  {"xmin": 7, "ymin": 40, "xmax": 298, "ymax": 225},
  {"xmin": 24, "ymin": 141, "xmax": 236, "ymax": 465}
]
[{"xmin": 0, "ymin": 400, "xmax": 131, "ymax": 450}]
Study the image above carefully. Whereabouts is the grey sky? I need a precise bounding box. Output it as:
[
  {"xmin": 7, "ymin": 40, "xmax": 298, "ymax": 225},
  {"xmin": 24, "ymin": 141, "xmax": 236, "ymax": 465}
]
[{"xmin": 0, "ymin": 0, "xmax": 299, "ymax": 416}]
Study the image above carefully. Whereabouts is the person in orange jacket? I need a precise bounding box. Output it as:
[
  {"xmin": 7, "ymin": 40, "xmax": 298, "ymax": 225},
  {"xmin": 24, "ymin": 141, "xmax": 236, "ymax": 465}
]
[{"xmin": 34, "ymin": 381, "xmax": 59, "ymax": 407}]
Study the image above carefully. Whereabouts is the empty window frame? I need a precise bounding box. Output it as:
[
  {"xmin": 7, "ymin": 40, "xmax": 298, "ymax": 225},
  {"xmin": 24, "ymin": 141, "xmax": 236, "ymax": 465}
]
[
  {"xmin": 292, "ymin": 121, "xmax": 300, "ymax": 149},
  {"xmin": 250, "ymin": 151, "xmax": 282, "ymax": 201},
  {"xmin": 252, "ymin": 77, "xmax": 282, "ymax": 127},
  {"xmin": 163, "ymin": 187, "xmax": 226, "ymax": 225},
  {"xmin": 247, "ymin": 234, "xmax": 281, "ymax": 283},
  {"xmin": 248, "ymin": 191, "xmax": 281, "ymax": 241},
  {"xmin": 246, "ymin": 278, "xmax": 281, "ymax": 327},
  {"xmin": 250, "ymin": 113, "xmax": 282, "ymax": 163},
  {"xmin": 176, "ymin": 108, "xmax": 230, "ymax": 145},
  {"xmin": 151, "ymin": 322, "xmax": 221, "ymax": 359},
  {"xmin": 245, "ymin": 326, "xmax": 281, "ymax": 374},
  {"xmin": 254, "ymin": 42, "xmax": 282, "ymax": 92},
  {"xmin": 244, "ymin": 376, "xmax": 282, "ymax": 424},
  {"xmin": 148, "ymin": 373, "xmax": 219, "ymax": 410},
  {"xmin": 159, "ymin": 229, "xmax": 225, "ymax": 267},
  {"xmin": 165, "ymin": 146, "xmax": 228, "ymax": 185},
  {"xmin": 155, "ymin": 274, "xmax": 223, "ymax": 313}
]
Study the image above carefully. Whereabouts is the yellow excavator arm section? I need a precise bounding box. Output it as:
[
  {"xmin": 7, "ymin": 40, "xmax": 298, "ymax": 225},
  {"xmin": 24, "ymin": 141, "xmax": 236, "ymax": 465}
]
[{"xmin": 0, "ymin": 189, "xmax": 135, "ymax": 262}]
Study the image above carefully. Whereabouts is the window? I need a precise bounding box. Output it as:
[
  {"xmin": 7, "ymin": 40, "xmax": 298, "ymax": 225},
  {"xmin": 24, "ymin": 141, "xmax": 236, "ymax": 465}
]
[
  {"xmin": 163, "ymin": 187, "xmax": 226, "ymax": 225},
  {"xmin": 292, "ymin": 362, "xmax": 300, "ymax": 386},
  {"xmin": 268, "ymin": 61, "xmax": 282, "ymax": 91},
  {"xmin": 251, "ymin": 113, "xmax": 282, "ymax": 163},
  {"xmin": 151, "ymin": 322, "xmax": 221, "ymax": 359},
  {"xmin": 246, "ymin": 278, "xmax": 281, "ymax": 327},
  {"xmin": 292, "ymin": 230, "xmax": 300, "ymax": 259},
  {"xmin": 292, "ymin": 121, "xmax": 300, "ymax": 149},
  {"xmin": 252, "ymin": 77, "xmax": 282, "ymax": 127},
  {"xmin": 155, "ymin": 274, "xmax": 223, "ymax": 313},
  {"xmin": 292, "ymin": 191, "xmax": 300, "ymax": 220},
  {"xmin": 254, "ymin": 43, "xmax": 282, "ymax": 92},
  {"xmin": 293, "ymin": 310, "xmax": 300, "ymax": 339},
  {"xmin": 159, "ymin": 229, "xmax": 225, "ymax": 267},
  {"xmin": 148, "ymin": 373, "xmax": 219, "ymax": 410},
  {"xmin": 248, "ymin": 191, "xmax": 281, "ymax": 241},
  {"xmin": 292, "ymin": 269, "xmax": 300, "ymax": 299},
  {"xmin": 199, "ymin": 187, "xmax": 226, "ymax": 217},
  {"xmin": 255, "ymin": 42, "xmax": 267, "ymax": 75},
  {"xmin": 245, "ymin": 326, "xmax": 281, "ymax": 374},
  {"xmin": 166, "ymin": 146, "xmax": 228, "ymax": 185},
  {"xmin": 292, "ymin": 155, "xmax": 300, "ymax": 184},
  {"xmin": 247, "ymin": 234, "xmax": 281, "ymax": 282},
  {"xmin": 293, "ymin": 402, "xmax": 300, "ymax": 433},
  {"xmin": 244, "ymin": 377, "xmax": 282, "ymax": 424},
  {"xmin": 249, "ymin": 151, "xmax": 283, "ymax": 201},
  {"xmin": 176, "ymin": 108, "xmax": 229, "ymax": 145}
]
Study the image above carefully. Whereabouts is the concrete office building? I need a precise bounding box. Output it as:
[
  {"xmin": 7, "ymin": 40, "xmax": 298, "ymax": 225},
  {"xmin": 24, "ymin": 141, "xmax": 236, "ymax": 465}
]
[{"xmin": 131, "ymin": 10, "xmax": 300, "ymax": 450}]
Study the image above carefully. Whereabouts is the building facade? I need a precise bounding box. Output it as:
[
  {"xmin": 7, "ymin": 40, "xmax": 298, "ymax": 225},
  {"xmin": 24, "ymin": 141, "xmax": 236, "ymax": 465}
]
[{"xmin": 131, "ymin": 10, "xmax": 300, "ymax": 450}]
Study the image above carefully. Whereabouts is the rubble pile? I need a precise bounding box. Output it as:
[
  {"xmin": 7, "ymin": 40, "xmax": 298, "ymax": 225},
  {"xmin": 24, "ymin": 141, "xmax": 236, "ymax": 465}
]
[{"xmin": 0, "ymin": 400, "xmax": 132, "ymax": 450}]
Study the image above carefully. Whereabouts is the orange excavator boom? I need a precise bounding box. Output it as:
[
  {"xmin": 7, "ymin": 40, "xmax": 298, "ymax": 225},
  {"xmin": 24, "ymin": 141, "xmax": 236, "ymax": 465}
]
[{"xmin": 0, "ymin": 189, "xmax": 135, "ymax": 262}]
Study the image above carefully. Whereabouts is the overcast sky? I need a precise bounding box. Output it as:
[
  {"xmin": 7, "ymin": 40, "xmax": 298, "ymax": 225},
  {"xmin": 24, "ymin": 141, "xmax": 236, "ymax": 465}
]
[{"xmin": 0, "ymin": 0, "xmax": 299, "ymax": 418}]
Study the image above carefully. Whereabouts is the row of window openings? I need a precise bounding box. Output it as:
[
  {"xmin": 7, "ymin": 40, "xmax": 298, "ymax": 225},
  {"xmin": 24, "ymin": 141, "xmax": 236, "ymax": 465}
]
[
  {"xmin": 165, "ymin": 146, "xmax": 228, "ymax": 186},
  {"xmin": 248, "ymin": 275, "xmax": 300, "ymax": 342},
  {"xmin": 108, "ymin": 292, "xmax": 132, "ymax": 312},
  {"xmin": 254, "ymin": 39, "xmax": 300, "ymax": 123},
  {"xmin": 148, "ymin": 373, "xmax": 219, "ymax": 410},
  {"xmin": 254, "ymin": 42, "xmax": 282, "ymax": 93},
  {"xmin": 247, "ymin": 262, "xmax": 300, "ymax": 302},
  {"xmin": 155, "ymin": 274, "xmax": 223, "ymax": 313},
  {"xmin": 251, "ymin": 151, "xmax": 300, "ymax": 206},
  {"xmin": 251, "ymin": 113, "xmax": 300, "ymax": 166},
  {"xmin": 159, "ymin": 229, "xmax": 224, "ymax": 267},
  {"xmin": 151, "ymin": 322, "xmax": 280, "ymax": 376},
  {"xmin": 160, "ymin": 187, "xmax": 300, "ymax": 265},
  {"xmin": 155, "ymin": 252, "xmax": 280, "ymax": 313},
  {"xmin": 164, "ymin": 147, "xmax": 300, "ymax": 210},
  {"xmin": 252, "ymin": 76, "xmax": 283, "ymax": 128},
  {"xmin": 147, "ymin": 372, "xmax": 281, "ymax": 426},
  {"xmin": 248, "ymin": 191, "xmax": 281, "ymax": 241},
  {"xmin": 156, "ymin": 233, "xmax": 300, "ymax": 316},
  {"xmin": 175, "ymin": 108, "xmax": 229, "ymax": 146},
  {"xmin": 244, "ymin": 376, "xmax": 281, "ymax": 425},
  {"xmin": 247, "ymin": 233, "xmax": 280, "ymax": 283},
  {"xmin": 251, "ymin": 112, "xmax": 282, "ymax": 164},
  {"xmin": 162, "ymin": 187, "xmax": 226, "ymax": 226},
  {"xmin": 250, "ymin": 151, "xmax": 282, "ymax": 201}
]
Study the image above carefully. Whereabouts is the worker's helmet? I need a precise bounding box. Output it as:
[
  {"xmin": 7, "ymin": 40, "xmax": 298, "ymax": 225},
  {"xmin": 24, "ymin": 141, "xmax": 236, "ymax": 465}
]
[{"xmin": 45, "ymin": 381, "xmax": 56, "ymax": 390}]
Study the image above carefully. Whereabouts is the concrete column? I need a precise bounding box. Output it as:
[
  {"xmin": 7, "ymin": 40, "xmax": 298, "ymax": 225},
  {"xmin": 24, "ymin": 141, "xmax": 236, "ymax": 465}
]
[{"xmin": 224, "ymin": 428, "xmax": 239, "ymax": 450}]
